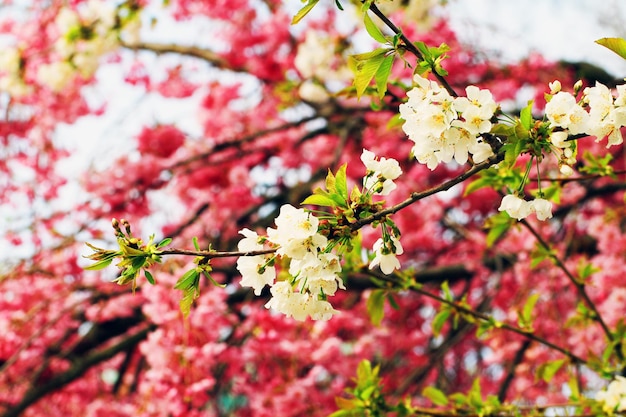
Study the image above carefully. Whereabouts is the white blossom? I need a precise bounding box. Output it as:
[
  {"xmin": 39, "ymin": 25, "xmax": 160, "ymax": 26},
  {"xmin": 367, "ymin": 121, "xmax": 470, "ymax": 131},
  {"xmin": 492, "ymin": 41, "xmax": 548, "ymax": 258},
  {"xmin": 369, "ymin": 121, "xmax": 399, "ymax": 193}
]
[
  {"xmin": 596, "ymin": 376, "xmax": 626, "ymax": 414},
  {"xmin": 498, "ymin": 195, "xmax": 532, "ymax": 220},
  {"xmin": 549, "ymin": 80, "xmax": 561, "ymax": 94},
  {"xmin": 549, "ymin": 131, "xmax": 569, "ymax": 148},
  {"xmin": 361, "ymin": 149, "xmax": 402, "ymax": 195},
  {"xmin": 584, "ymin": 82, "xmax": 625, "ymax": 147},
  {"xmin": 298, "ymin": 80, "xmax": 330, "ymax": 103},
  {"xmin": 37, "ymin": 61, "xmax": 75, "ymax": 92},
  {"xmin": 369, "ymin": 236, "xmax": 403, "ymax": 274},
  {"xmin": 236, "ymin": 228, "xmax": 275, "ymax": 295},
  {"xmin": 236, "ymin": 256, "xmax": 276, "ymax": 296},
  {"xmin": 400, "ymin": 75, "xmax": 497, "ymax": 170},
  {"xmin": 267, "ymin": 204, "xmax": 319, "ymax": 248},
  {"xmin": 264, "ymin": 281, "xmax": 338, "ymax": 321},
  {"xmin": 530, "ymin": 198, "xmax": 553, "ymax": 221},
  {"xmin": 545, "ymin": 91, "xmax": 589, "ymax": 135}
]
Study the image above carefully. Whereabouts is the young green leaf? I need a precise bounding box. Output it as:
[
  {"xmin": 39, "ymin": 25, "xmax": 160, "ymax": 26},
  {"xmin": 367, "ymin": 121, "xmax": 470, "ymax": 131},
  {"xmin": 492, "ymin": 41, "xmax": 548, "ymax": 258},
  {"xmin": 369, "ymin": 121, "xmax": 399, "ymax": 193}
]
[
  {"xmin": 537, "ymin": 359, "xmax": 566, "ymax": 383},
  {"xmin": 349, "ymin": 48, "xmax": 388, "ymax": 99},
  {"xmin": 595, "ymin": 37, "xmax": 626, "ymax": 60},
  {"xmin": 157, "ymin": 237, "xmax": 172, "ymax": 248},
  {"xmin": 301, "ymin": 194, "xmax": 338, "ymax": 207},
  {"xmin": 84, "ymin": 257, "xmax": 115, "ymax": 271},
  {"xmin": 520, "ymin": 293, "xmax": 540, "ymax": 327},
  {"xmin": 374, "ymin": 54, "xmax": 394, "ymax": 99},
  {"xmin": 485, "ymin": 212, "xmax": 514, "ymax": 247},
  {"xmin": 145, "ymin": 270, "xmax": 155, "ymax": 285},
  {"xmin": 335, "ymin": 163, "xmax": 349, "ymax": 202},
  {"xmin": 520, "ymin": 100, "xmax": 534, "ymax": 131},
  {"xmin": 291, "ymin": 0, "xmax": 319, "ymax": 25},
  {"xmin": 422, "ymin": 386, "xmax": 449, "ymax": 406},
  {"xmin": 363, "ymin": 12, "xmax": 387, "ymax": 44},
  {"xmin": 366, "ymin": 289, "xmax": 386, "ymax": 326},
  {"xmin": 174, "ymin": 268, "xmax": 199, "ymax": 290},
  {"xmin": 431, "ymin": 308, "xmax": 451, "ymax": 337}
]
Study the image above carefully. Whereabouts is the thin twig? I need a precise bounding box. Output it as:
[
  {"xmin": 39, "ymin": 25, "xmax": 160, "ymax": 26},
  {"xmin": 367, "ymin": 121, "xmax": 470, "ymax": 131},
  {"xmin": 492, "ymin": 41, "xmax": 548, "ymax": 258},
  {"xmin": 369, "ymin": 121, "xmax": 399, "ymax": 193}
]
[
  {"xmin": 520, "ymin": 219, "xmax": 620, "ymax": 360},
  {"xmin": 368, "ymin": 3, "xmax": 458, "ymax": 97}
]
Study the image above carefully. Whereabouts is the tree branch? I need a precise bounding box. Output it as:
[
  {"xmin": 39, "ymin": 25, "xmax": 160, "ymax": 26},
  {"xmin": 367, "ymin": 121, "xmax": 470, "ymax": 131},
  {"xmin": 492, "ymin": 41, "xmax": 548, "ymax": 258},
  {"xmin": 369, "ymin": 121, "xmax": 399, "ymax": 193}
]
[{"xmin": 2, "ymin": 324, "xmax": 157, "ymax": 417}]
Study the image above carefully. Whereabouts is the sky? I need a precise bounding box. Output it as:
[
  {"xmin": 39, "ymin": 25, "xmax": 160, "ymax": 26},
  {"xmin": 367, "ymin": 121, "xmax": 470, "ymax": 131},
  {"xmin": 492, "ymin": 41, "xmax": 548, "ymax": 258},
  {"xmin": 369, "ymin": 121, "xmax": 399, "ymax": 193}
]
[{"xmin": 446, "ymin": 0, "xmax": 626, "ymax": 76}]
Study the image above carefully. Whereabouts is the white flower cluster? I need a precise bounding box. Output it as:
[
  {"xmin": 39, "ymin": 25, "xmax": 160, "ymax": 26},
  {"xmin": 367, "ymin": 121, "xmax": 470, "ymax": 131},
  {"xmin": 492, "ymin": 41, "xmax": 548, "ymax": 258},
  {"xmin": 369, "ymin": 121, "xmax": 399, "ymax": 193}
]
[
  {"xmin": 596, "ymin": 376, "xmax": 626, "ymax": 414},
  {"xmin": 361, "ymin": 149, "xmax": 402, "ymax": 195},
  {"xmin": 399, "ymin": 74, "xmax": 497, "ymax": 170},
  {"xmin": 0, "ymin": 48, "xmax": 31, "ymax": 97},
  {"xmin": 38, "ymin": 0, "xmax": 141, "ymax": 91},
  {"xmin": 546, "ymin": 81, "xmax": 626, "ymax": 149},
  {"xmin": 498, "ymin": 195, "xmax": 552, "ymax": 221},
  {"xmin": 236, "ymin": 204, "xmax": 344, "ymax": 321},
  {"xmin": 294, "ymin": 30, "xmax": 351, "ymax": 103}
]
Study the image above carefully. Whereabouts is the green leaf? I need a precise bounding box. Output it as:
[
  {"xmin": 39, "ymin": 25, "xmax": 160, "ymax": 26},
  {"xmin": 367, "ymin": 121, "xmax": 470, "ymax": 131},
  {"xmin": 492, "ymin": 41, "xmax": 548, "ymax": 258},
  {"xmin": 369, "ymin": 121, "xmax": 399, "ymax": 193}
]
[
  {"xmin": 440, "ymin": 280, "xmax": 452, "ymax": 301},
  {"xmin": 520, "ymin": 293, "xmax": 540, "ymax": 327},
  {"xmin": 520, "ymin": 100, "xmax": 534, "ymax": 131},
  {"xmin": 180, "ymin": 287, "xmax": 198, "ymax": 317},
  {"xmin": 530, "ymin": 243, "xmax": 556, "ymax": 268},
  {"xmin": 386, "ymin": 293, "xmax": 399, "ymax": 310},
  {"xmin": 145, "ymin": 270, "xmax": 155, "ymax": 285},
  {"xmin": 431, "ymin": 308, "xmax": 450, "ymax": 337},
  {"xmin": 356, "ymin": 359, "xmax": 373, "ymax": 383},
  {"xmin": 325, "ymin": 168, "xmax": 337, "ymax": 194},
  {"xmin": 302, "ymin": 194, "xmax": 338, "ymax": 207},
  {"xmin": 192, "ymin": 236, "xmax": 200, "ymax": 251},
  {"xmin": 422, "ymin": 386, "xmax": 448, "ymax": 406},
  {"xmin": 349, "ymin": 48, "xmax": 388, "ymax": 99},
  {"xmin": 485, "ymin": 212, "xmax": 513, "ymax": 247},
  {"xmin": 468, "ymin": 378, "xmax": 483, "ymax": 408},
  {"xmin": 414, "ymin": 41, "xmax": 432, "ymax": 60},
  {"xmin": 291, "ymin": 0, "xmax": 319, "ymax": 25},
  {"xmin": 363, "ymin": 12, "xmax": 387, "ymax": 44},
  {"xmin": 335, "ymin": 163, "xmax": 349, "ymax": 202},
  {"xmin": 537, "ymin": 359, "xmax": 566, "ymax": 383},
  {"xmin": 374, "ymin": 54, "xmax": 394, "ymax": 99},
  {"xmin": 157, "ymin": 237, "xmax": 172, "ymax": 248},
  {"xmin": 84, "ymin": 257, "xmax": 115, "ymax": 271},
  {"xmin": 334, "ymin": 0, "xmax": 343, "ymax": 11},
  {"xmin": 174, "ymin": 268, "xmax": 199, "ymax": 290},
  {"xmin": 366, "ymin": 289, "xmax": 386, "ymax": 326},
  {"xmin": 577, "ymin": 260, "xmax": 600, "ymax": 281},
  {"xmin": 595, "ymin": 37, "xmax": 626, "ymax": 60}
]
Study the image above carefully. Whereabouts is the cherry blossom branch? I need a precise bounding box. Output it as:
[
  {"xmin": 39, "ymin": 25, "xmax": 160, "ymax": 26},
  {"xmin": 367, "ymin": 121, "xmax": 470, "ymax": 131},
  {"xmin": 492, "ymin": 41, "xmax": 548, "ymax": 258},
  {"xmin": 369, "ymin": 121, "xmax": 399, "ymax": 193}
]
[
  {"xmin": 159, "ymin": 248, "xmax": 275, "ymax": 258},
  {"xmin": 120, "ymin": 154, "xmax": 503, "ymax": 264},
  {"xmin": 367, "ymin": 3, "xmax": 458, "ymax": 97},
  {"xmin": 520, "ymin": 219, "xmax": 620, "ymax": 359},
  {"xmin": 350, "ymin": 152, "xmax": 505, "ymax": 232}
]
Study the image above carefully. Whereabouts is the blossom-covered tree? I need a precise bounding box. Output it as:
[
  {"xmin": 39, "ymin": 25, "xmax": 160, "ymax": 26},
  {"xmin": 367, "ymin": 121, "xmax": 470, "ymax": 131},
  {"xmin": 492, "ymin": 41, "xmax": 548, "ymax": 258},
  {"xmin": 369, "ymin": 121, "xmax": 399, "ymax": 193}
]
[{"xmin": 1, "ymin": 1, "xmax": 626, "ymax": 416}]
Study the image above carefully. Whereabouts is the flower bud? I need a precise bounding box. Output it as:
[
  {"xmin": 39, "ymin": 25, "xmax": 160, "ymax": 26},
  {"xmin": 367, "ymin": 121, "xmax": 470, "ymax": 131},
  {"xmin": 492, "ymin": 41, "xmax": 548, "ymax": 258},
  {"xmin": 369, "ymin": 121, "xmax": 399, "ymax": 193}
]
[
  {"xmin": 549, "ymin": 80, "xmax": 561, "ymax": 94},
  {"xmin": 573, "ymin": 79, "xmax": 583, "ymax": 94},
  {"xmin": 559, "ymin": 164, "xmax": 574, "ymax": 177}
]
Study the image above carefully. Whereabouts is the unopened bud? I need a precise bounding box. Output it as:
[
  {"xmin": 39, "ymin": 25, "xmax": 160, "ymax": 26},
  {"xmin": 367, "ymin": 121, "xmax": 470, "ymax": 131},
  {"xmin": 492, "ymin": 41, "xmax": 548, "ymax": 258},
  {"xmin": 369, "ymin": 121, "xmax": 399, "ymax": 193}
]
[
  {"xmin": 560, "ymin": 164, "xmax": 574, "ymax": 177},
  {"xmin": 549, "ymin": 80, "xmax": 561, "ymax": 94},
  {"xmin": 573, "ymin": 80, "xmax": 583, "ymax": 94},
  {"xmin": 563, "ymin": 148, "xmax": 574, "ymax": 158},
  {"xmin": 121, "ymin": 218, "xmax": 131, "ymax": 234}
]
